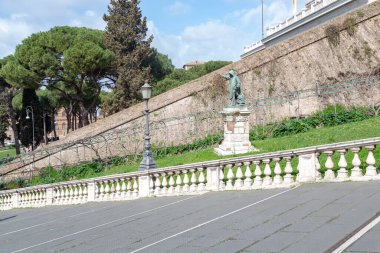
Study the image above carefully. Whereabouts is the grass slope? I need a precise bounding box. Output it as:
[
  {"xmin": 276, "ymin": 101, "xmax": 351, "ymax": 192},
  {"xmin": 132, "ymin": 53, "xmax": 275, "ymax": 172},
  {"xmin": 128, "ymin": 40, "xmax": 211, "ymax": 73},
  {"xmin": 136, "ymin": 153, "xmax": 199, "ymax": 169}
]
[{"xmin": 100, "ymin": 116, "xmax": 380, "ymax": 176}]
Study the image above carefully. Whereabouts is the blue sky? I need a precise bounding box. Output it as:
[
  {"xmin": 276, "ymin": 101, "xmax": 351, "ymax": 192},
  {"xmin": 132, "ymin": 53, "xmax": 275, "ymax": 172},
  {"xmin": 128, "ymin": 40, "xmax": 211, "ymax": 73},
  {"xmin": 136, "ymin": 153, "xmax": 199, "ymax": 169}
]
[{"xmin": 0, "ymin": 0, "xmax": 307, "ymax": 67}]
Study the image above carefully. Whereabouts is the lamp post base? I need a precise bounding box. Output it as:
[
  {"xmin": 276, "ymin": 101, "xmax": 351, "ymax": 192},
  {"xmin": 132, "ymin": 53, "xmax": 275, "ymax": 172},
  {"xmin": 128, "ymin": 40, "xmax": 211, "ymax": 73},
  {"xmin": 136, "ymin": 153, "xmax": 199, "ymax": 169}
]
[{"xmin": 139, "ymin": 151, "xmax": 157, "ymax": 171}]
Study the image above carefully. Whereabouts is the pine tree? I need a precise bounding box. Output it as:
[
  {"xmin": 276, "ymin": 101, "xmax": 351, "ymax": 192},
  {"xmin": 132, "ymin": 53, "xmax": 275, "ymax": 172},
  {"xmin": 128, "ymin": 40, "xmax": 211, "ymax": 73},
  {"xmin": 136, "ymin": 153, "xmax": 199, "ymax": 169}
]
[{"xmin": 103, "ymin": 0, "xmax": 153, "ymax": 109}]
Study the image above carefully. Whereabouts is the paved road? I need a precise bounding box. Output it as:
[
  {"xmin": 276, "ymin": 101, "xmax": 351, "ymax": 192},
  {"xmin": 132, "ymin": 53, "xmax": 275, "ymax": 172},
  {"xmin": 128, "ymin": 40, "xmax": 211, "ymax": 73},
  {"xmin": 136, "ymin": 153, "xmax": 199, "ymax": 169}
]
[{"xmin": 1, "ymin": 181, "xmax": 380, "ymax": 253}]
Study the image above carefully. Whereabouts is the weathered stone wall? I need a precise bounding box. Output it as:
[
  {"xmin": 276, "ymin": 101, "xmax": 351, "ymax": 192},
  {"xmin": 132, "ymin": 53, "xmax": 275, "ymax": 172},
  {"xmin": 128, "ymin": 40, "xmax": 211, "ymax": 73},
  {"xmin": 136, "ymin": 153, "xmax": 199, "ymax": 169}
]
[{"xmin": 1, "ymin": 1, "xmax": 380, "ymax": 180}]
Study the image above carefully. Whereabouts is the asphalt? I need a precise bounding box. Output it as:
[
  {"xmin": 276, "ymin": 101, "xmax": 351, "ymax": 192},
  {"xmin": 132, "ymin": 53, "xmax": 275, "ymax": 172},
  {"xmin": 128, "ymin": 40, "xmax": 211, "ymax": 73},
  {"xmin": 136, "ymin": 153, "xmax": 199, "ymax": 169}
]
[{"xmin": 1, "ymin": 181, "xmax": 380, "ymax": 253}]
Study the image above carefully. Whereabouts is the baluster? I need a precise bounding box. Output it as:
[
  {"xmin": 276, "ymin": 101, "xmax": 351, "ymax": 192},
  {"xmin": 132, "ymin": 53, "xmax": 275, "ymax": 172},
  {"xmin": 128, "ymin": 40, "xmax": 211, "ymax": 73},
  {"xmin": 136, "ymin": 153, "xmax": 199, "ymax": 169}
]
[
  {"xmin": 104, "ymin": 180, "xmax": 110, "ymax": 200},
  {"xmin": 58, "ymin": 187, "xmax": 63, "ymax": 204},
  {"xmin": 41, "ymin": 190, "xmax": 45, "ymax": 205},
  {"xmin": 110, "ymin": 180, "xmax": 116, "ymax": 199},
  {"xmin": 350, "ymin": 147, "xmax": 363, "ymax": 179},
  {"xmin": 273, "ymin": 158, "xmax": 283, "ymax": 185},
  {"xmin": 263, "ymin": 159, "xmax": 272, "ymax": 186},
  {"xmin": 182, "ymin": 170, "xmax": 190, "ymax": 192},
  {"xmin": 18, "ymin": 193, "xmax": 23, "ymax": 206},
  {"xmin": 121, "ymin": 178, "xmax": 127, "ymax": 198},
  {"xmin": 235, "ymin": 163, "xmax": 243, "ymax": 189},
  {"xmin": 54, "ymin": 188, "xmax": 59, "ymax": 204},
  {"xmin": 78, "ymin": 184, "xmax": 83, "ymax": 202},
  {"xmin": 253, "ymin": 160, "xmax": 262, "ymax": 187},
  {"xmin": 116, "ymin": 179, "xmax": 121, "ymax": 198},
  {"xmin": 161, "ymin": 173, "xmax": 168, "ymax": 194},
  {"xmin": 226, "ymin": 164, "xmax": 234, "ymax": 190},
  {"xmin": 337, "ymin": 149, "xmax": 348, "ymax": 180},
  {"xmin": 198, "ymin": 168, "xmax": 205, "ymax": 192},
  {"xmin": 149, "ymin": 176, "xmax": 155, "ymax": 195},
  {"xmin": 26, "ymin": 192, "xmax": 30, "ymax": 205},
  {"xmin": 154, "ymin": 173, "xmax": 161, "ymax": 195},
  {"xmin": 62, "ymin": 186, "xmax": 68, "ymax": 204},
  {"xmin": 219, "ymin": 165, "xmax": 225, "ymax": 190},
  {"xmin": 243, "ymin": 162, "xmax": 252, "ymax": 189},
  {"xmin": 283, "ymin": 157, "xmax": 294, "ymax": 184},
  {"xmin": 74, "ymin": 184, "xmax": 79, "ymax": 203},
  {"xmin": 365, "ymin": 146, "xmax": 377, "ymax": 177},
  {"xmin": 33, "ymin": 191, "xmax": 38, "ymax": 206},
  {"xmin": 30, "ymin": 191, "xmax": 35, "ymax": 206},
  {"xmin": 126, "ymin": 179, "xmax": 132, "ymax": 198},
  {"xmin": 42, "ymin": 190, "xmax": 46, "ymax": 205},
  {"xmin": 168, "ymin": 172, "xmax": 175, "ymax": 194},
  {"xmin": 24, "ymin": 192, "xmax": 29, "ymax": 206},
  {"xmin": 82, "ymin": 183, "xmax": 88, "ymax": 201},
  {"xmin": 190, "ymin": 169, "xmax": 197, "ymax": 192},
  {"xmin": 315, "ymin": 152, "xmax": 322, "ymax": 181},
  {"xmin": 69, "ymin": 185, "xmax": 75, "ymax": 204},
  {"xmin": 175, "ymin": 171, "xmax": 183, "ymax": 193},
  {"xmin": 99, "ymin": 181, "xmax": 105, "ymax": 200},
  {"xmin": 34, "ymin": 190, "xmax": 39, "ymax": 206},
  {"xmin": 324, "ymin": 151, "xmax": 335, "ymax": 180},
  {"xmin": 29, "ymin": 191, "xmax": 33, "ymax": 205},
  {"xmin": 133, "ymin": 177, "xmax": 138, "ymax": 197},
  {"xmin": 18, "ymin": 192, "xmax": 22, "ymax": 206}
]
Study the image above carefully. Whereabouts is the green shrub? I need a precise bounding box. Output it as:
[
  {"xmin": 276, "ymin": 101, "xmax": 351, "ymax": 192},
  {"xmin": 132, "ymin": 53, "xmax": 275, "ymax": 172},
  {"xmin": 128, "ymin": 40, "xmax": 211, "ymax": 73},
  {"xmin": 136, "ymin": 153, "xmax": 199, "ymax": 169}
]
[
  {"xmin": 38, "ymin": 166, "xmax": 62, "ymax": 184},
  {"xmin": 343, "ymin": 17, "xmax": 357, "ymax": 36},
  {"xmin": 111, "ymin": 156, "xmax": 126, "ymax": 166},
  {"xmin": 0, "ymin": 181, "xmax": 5, "ymax": 190},
  {"xmin": 273, "ymin": 119, "xmax": 311, "ymax": 137},
  {"xmin": 153, "ymin": 61, "xmax": 231, "ymax": 96}
]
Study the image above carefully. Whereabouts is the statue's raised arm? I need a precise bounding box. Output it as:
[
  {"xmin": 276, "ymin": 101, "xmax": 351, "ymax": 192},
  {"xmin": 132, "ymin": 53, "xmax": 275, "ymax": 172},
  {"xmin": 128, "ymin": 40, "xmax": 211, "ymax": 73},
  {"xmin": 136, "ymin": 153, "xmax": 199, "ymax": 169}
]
[
  {"xmin": 221, "ymin": 69, "xmax": 246, "ymax": 108},
  {"xmin": 219, "ymin": 73, "xmax": 231, "ymax": 80}
]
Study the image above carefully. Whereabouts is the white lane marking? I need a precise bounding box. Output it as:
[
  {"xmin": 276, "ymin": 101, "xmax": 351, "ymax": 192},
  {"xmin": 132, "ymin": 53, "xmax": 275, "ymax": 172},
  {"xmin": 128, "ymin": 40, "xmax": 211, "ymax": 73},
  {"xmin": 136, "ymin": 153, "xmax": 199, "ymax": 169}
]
[
  {"xmin": 10, "ymin": 196, "xmax": 198, "ymax": 253},
  {"xmin": 332, "ymin": 215, "xmax": 380, "ymax": 253},
  {"xmin": 0, "ymin": 206, "xmax": 111, "ymax": 237},
  {"xmin": 131, "ymin": 186, "xmax": 300, "ymax": 253}
]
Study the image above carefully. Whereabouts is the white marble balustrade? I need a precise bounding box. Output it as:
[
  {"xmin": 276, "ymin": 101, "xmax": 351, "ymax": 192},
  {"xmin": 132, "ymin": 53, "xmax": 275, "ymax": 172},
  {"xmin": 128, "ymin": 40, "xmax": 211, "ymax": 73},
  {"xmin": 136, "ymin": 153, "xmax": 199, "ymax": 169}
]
[
  {"xmin": 266, "ymin": 0, "xmax": 349, "ymax": 36},
  {"xmin": 316, "ymin": 145, "xmax": 379, "ymax": 182},
  {"xmin": 1, "ymin": 137, "xmax": 380, "ymax": 211}
]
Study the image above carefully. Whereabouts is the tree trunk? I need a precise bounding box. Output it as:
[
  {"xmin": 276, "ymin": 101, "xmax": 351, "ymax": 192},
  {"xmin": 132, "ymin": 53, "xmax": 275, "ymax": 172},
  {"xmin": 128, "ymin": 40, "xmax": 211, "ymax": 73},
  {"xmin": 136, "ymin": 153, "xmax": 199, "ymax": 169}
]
[
  {"xmin": 6, "ymin": 88, "xmax": 20, "ymax": 154},
  {"xmin": 78, "ymin": 102, "xmax": 89, "ymax": 127},
  {"xmin": 51, "ymin": 110, "xmax": 57, "ymax": 140},
  {"xmin": 65, "ymin": 109, "xmax": 71, "ymax": 134}
]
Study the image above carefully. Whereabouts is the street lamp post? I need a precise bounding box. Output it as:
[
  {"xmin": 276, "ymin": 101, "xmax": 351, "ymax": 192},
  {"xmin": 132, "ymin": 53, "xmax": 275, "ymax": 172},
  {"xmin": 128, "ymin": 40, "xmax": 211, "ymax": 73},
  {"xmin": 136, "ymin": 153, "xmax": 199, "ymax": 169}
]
[
  {"xmin": 25, "ymin": 106, "xmax": 35, "ymax": 151},
  {"xmin": 139, "ymin": 82, "xmax": 157, "ymax": 171}
]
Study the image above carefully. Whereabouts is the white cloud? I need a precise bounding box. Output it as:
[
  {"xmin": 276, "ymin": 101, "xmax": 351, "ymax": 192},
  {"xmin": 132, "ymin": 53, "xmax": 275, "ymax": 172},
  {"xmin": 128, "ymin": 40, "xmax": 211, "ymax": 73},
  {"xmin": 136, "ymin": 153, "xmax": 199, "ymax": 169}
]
[
  {"xmin": 0, "ymin": 0, "xmax": 106, "ymax": 58},
  {"xmin": 150, "ymin": 20, "xmax": 253, "ymax": 67},
  {"xmin": 236, "ymin": 0, "xmax": 292, "ymax": 29},
  {"xmin": 0, "ymin": 18, "xmax": 34, "ymax": 56},
  {"xmin": 167, "ymin": 1, "xmax": 191, "ymax": 15}
]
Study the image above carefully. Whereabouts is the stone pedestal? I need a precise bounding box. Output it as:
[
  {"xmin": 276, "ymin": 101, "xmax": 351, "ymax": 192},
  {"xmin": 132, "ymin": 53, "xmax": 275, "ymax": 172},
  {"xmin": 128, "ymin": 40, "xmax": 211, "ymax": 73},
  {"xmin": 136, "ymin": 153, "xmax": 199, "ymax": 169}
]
[{"xmin": 214, "ymin": 107, "xmax": 256, "ymax": 156}]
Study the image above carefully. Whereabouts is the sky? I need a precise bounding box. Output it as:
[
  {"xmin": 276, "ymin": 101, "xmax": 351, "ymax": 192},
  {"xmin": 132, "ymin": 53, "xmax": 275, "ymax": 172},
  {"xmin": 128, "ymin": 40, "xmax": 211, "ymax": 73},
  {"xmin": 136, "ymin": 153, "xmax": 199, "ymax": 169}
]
[{"xmin": 0, "ymin": 0, "xmax": 308, "ymax": 67}]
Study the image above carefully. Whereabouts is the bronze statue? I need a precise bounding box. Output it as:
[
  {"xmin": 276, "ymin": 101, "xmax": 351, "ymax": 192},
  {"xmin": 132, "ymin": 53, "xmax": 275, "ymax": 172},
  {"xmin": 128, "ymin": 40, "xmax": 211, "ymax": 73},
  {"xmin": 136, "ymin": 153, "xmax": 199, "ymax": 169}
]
[{"xmin": 220, "ymin": 69, "xmax": 246, "ymax": 107}]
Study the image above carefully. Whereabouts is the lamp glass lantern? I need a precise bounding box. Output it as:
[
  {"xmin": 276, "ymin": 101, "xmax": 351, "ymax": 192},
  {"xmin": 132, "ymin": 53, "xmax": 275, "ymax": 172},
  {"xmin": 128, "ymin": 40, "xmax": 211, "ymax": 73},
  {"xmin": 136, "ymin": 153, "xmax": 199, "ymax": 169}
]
[{"xmin": 141, "ymin": 82, "xmax": 152, "ymax": 100}]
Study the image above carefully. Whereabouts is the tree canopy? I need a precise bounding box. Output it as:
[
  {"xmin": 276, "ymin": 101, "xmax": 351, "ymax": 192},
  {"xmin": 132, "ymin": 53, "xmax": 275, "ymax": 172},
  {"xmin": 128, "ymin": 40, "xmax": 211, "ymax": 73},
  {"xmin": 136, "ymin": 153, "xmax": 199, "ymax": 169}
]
[{"xmin": 4, "ymin": 26, "xmax": 114, "ymax": 127}]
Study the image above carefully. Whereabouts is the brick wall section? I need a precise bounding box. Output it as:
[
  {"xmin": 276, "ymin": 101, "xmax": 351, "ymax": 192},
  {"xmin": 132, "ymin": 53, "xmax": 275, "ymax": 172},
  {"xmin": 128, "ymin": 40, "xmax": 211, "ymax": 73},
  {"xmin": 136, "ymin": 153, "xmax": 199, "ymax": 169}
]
[{"xmin": 1, "ymin": 1, "xmax": 380, "ymax": 180}]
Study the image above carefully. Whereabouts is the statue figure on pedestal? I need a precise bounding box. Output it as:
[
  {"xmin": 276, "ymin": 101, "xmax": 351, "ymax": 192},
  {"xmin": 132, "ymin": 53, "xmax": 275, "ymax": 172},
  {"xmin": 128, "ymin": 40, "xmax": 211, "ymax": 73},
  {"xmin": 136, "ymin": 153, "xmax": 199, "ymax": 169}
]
[{"xmin": 220, "ymin": 69, "xmax": 246, "ymax": 107}]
